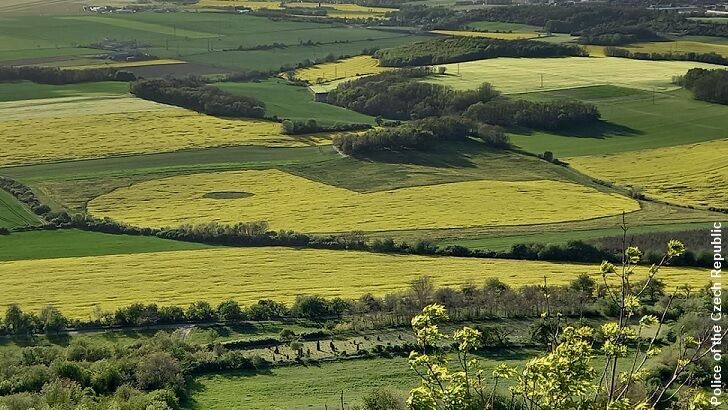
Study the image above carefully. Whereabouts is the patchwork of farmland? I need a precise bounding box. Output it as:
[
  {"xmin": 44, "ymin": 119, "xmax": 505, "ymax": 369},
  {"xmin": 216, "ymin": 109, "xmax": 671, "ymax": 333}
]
[
  {"xmin": 87, "ymin": 169, "xmax": 639, "ymax": 232},
  {"xmin": 426, "ymin": 57, "xmax": 727, "ymax": 93},
  {"xmin": 0, "ymin": 13, "xmax": 427, "ymax": 72},
  {"xmin": 568, "ymin": 139, "xmax": 728, "ymax": 209},
  {"xmin": 0, "ymin": 246, "xmax": 702, "ymax": 318},
  {"xmin": 0, "ymin": 99, "xmax": 329, "ymax": 167}
]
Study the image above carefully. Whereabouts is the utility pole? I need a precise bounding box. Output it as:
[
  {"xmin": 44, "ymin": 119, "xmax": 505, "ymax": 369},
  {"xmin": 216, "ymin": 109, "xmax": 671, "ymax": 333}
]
[
  {"xmin": 340, "ymin": 391, "xmax": 344, "ymax": 410},
  {"xmin": 540, "ymin": 73, "xmax": 544, "ymax": 88}
]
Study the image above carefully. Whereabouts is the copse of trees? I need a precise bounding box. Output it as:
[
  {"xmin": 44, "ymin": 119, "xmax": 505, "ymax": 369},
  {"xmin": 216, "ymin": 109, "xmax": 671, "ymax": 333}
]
[
  {"xmin": 373, "ymin": 36, "xmax": 587, "ymax": 67},
  {"xmin": 332, "ymin": 116, "xmax": 470, "ymax": 153},
  {"xmin": 327, "ymin": 68, "xmax": 454, "ymax": 120},
  {"xmin": 327, "ymin": 69, "xmax": 502, "ymax": 120},
  {"xmin": 130, "ymin": 77, "xmax": 266, "ymax": 118},
  {"xmin": 677, "ymin": 67, "xmax": 728, "ymax": 105},
  {"xmin": 327, "ymin": 69, "xmax": 599, "ymax": 132},
  {"xmin": 0, "ymin": 65, "xmax": 134, "ymax": 85},
  {"xmin": 605, "ymin": 46, "xmax": 728, "ymax": 66},
  {"xmin": 332, "ymin": 116, "xmax": 512, "ymax": 154},
  {"xmin": 464, "ymin": 98, "xmax": 601, "ymax": 130},
  {"xmin": 0, "ymin": 328, "xmax": 270, "ymax": 409}
]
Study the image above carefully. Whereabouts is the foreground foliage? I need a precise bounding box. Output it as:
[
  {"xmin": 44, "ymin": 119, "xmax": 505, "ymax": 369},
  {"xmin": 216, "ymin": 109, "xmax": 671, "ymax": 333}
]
[{"xmin": 406, "ymin": 239, "xmax": 722, "ymax": 409}]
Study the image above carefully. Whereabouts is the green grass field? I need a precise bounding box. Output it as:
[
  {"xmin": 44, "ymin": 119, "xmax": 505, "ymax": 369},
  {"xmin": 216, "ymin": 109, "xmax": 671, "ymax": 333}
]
[
  {"xmin": 0, "ymin": 81, "xmax": 129, "ymax": 102},
  {"xmin": 0, "ymin": 229, "xmax": 210, "ymax": 261},
  {"xmin": 185, "ymin": 351, "xmax": 535, "ymax": 410},
  {"xmin": 436, "ymin": 222, "xmax": 709, "ymax": 251},
  {"xmin": 217, "ymin": 79, "xmax": 375, "ymax": 125},
  {"xmin": 0, "ymin": 189, "xmax": 39, "ymax": 228},
  {"xmin": 510, "ymin": 86, "xmax": 728, "ymax": 157}
]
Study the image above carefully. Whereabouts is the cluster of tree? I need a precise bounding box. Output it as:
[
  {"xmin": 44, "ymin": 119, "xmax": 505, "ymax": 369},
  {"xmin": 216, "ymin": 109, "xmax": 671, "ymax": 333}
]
[
  {"xmin": 130, "ymin": 77, "xmax": 266, "ymax": 118},
  {"xmin": 373, "ymin": 36, "xmax": 586, "ymax": 67},
  {"xmin": 332, "ymin": 116, "xmax": 509, "ymax": 154},
  {"xmin": 0, "ymin": 65, "xmax": 135, "ymax": 85},
  {"xmin": 327, "ymin": 67, "xmax": 450, "ymax": 119},
  {"xmin": 678, "ymin": 67, "xmax": 728, "ymax": 105},
  {"xmin": 328, "ymin": 68, "xmax": 599, "ymax": 131},
  {"xmin": 0, "ymin": 330, "xmax": 270, "ymax": 410},
  {"xmin": 577, "ymin": 25, "xmax": 664, "ymax": 46},
  {"xmin": 281, "ymin": 119, "xmax": 371, "ymax": 135},
  {"xmin": 464, "ymin": 98, "xmax": 601, "ymax": 130},
  {"xmin": 605, "ymin": 46, "xmax": 728, "ymax": 65},
  {"xmin": 0, "ymin": 177, "xmax": 50, "ymax": 218}
]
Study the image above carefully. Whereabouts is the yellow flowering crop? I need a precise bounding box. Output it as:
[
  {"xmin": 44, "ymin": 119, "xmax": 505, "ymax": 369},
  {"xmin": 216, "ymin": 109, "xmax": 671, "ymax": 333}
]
[{"xmin": 88, "ymin": 169, "xmax": 640, "ymax": 232}]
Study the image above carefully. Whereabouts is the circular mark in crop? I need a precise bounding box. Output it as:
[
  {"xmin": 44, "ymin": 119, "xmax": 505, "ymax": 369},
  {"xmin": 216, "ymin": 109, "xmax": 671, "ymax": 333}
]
[{"xmin": 202, "ymin": 191, "xmax": 254, "ymax": 200}]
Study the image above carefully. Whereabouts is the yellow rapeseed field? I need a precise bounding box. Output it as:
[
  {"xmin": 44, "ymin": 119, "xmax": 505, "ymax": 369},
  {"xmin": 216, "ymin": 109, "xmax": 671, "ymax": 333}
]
[
  {"xmin": 431, "ymin": 30, "xmax": 541, "ymax": 40},
  {"xmin": 0, "ymin": 102, "xmax": 329, "ymax": 166},
  {"xmin": 88, "ymin": 169, "xmax": 639, "ymax": 232},
  {"xmin": 0, "ymin": 247, "xmax": 703, "ymax": 318},
  {"xmin": 587, "ymin": 40, "xmax": 728, "ymax": 58},
  {"xmin": 196, "ymin": 0, "xmax": 394, "ymax": 18},
  {"xmin": 568, "ymin": 139, "xmax": 728, "ymax": 209},
  {"xmin": 427, "ymin": 57, "xmax": 725, "ymax": 94},
  {"xmin": 0, "ymin": 96, "xmax": 164, "ymax": 121},
  {"xmin": 294, "ymin": 55, "xmax": 389, "ymax": 84}
]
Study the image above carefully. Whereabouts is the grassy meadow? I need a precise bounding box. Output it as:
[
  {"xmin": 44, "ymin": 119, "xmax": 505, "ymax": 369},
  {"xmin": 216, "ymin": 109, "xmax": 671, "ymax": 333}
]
[
  {"xmin": 0, "ymin": 246, "xmax": 704, "ymax": 318},
  {"xmin": 0, "ymin": 189, "xmax": 39, "ymax": 228},
  {"xmin": 0, "ymin": 230, "xmax": 210, "ymax": 261},
  {"xmin": 216, "ymin": 78, "xmax": 376, "ymax": 125},
  {"xmin": 436, "ymin": 221, "xmax": 711, "ymax": 251},
  {"xmin": 509, "ymin": 86, "xmax": 728, "ymax": 157},
  {"xmin": 186, "ymin": 355, "xmax": 517, "ymax": 409},
  {"xmin": 568, "ymin": 139, "xmax": 728, "ymax": 209},
  {"xmin": 86, "ymin": 169, "xmax": 639, "ymax": 232},
  {"xmin": 426, "ymin": 57, "xmax": 725, "ymax": 93}
]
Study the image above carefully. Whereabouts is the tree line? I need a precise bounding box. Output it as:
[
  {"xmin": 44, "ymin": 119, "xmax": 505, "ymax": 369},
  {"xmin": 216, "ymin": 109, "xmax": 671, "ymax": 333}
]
[
  {"xmin": 281, "ymin": 119, "xmax": 371, "ymax": 135},
  {"xmin": 130, "ymin": 78, "xmax": 266, "ymax": 118},
  {"xmin": 373, "ymin": 36, "xmax": 587, "ymax": 67},
  {"xmin": 677, "ymin": 67, "xmax": 728, "ymax": 105},
  {"xmin": 605, "ymin": 46, "xmax": 728, "ymax": 66},
  {"xmin": 332, "ymin": 116, "xmax": 509, "ymax": 154},
  {"xmin": 0, "ymin": 65, "xmax": 135, "ymax": 85}
]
